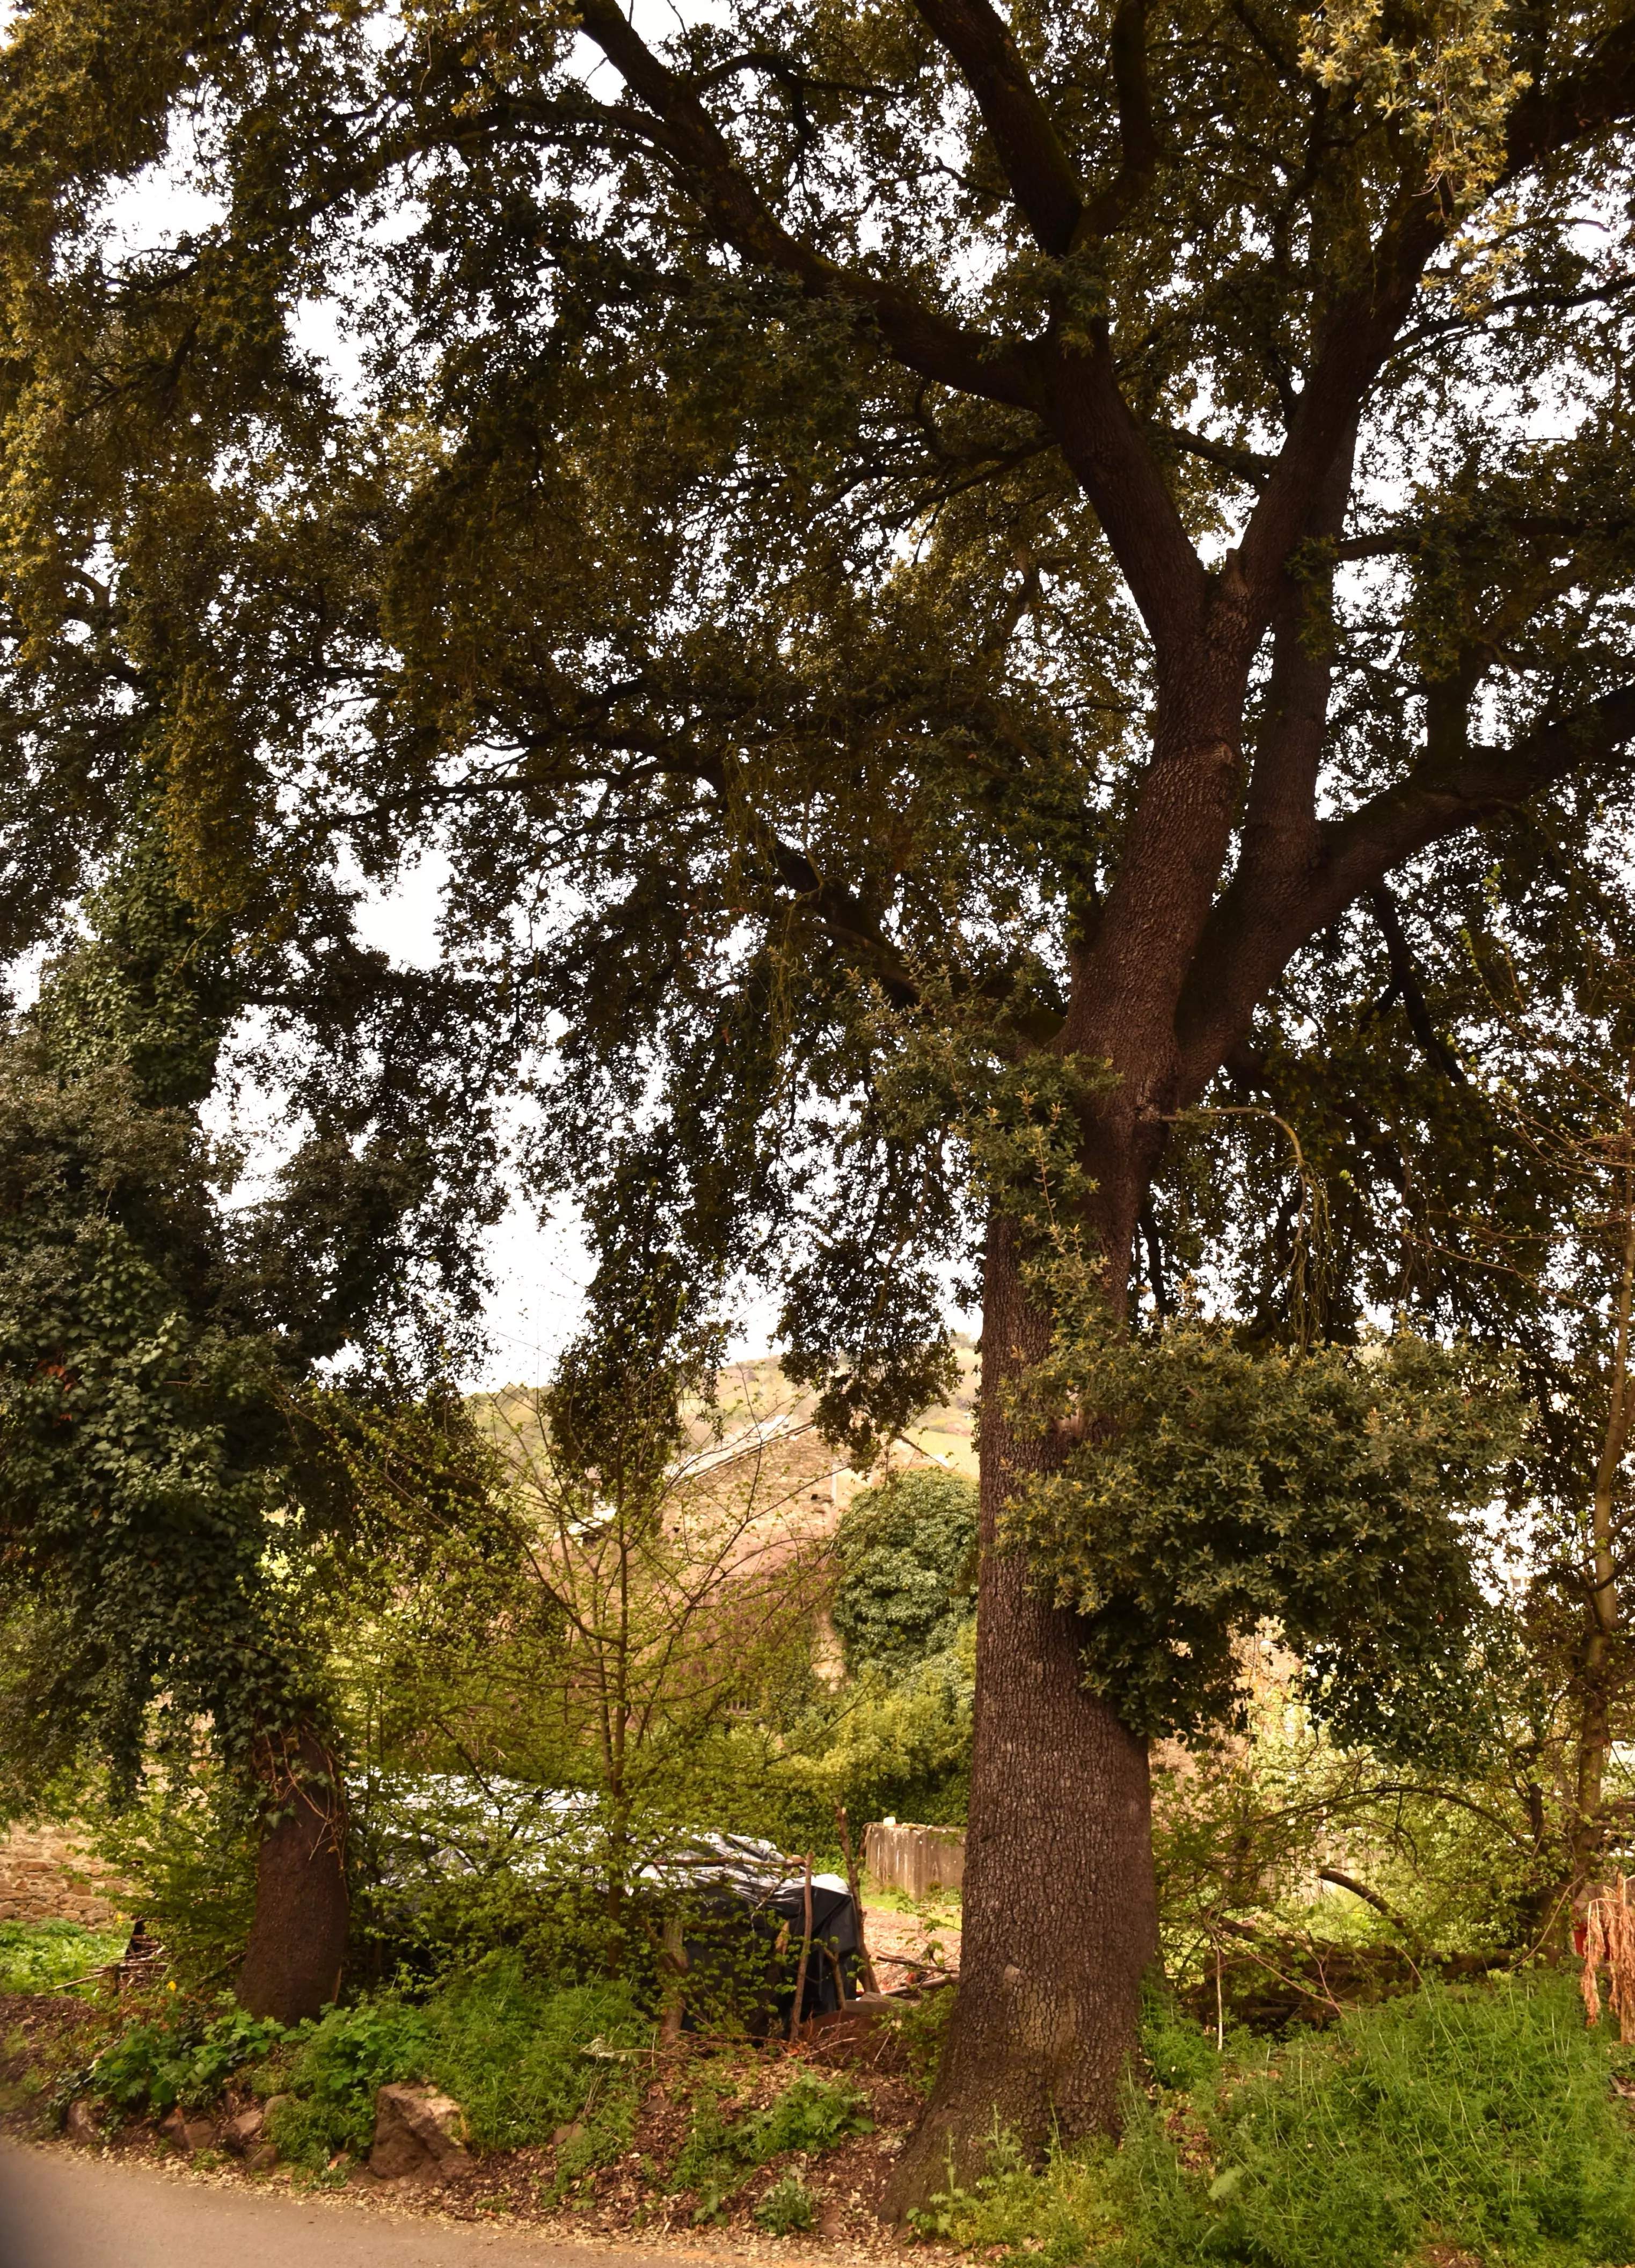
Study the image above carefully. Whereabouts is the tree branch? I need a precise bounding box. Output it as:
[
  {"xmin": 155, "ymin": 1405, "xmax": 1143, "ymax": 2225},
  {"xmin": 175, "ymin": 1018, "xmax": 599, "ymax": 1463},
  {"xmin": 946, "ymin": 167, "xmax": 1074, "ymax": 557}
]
[
  {"xmin": 1076, "ymin": 0, "xmax": 1160, "ymax": 245},
  {"xmin": 1319, "ymin": 683, "xmax": 1635, "ymax": 910},
  {"xmin": 1239, "ymin": 20, "xmax": 1635, "ymax": 629},
  {"xmin": 910, "ymin": 0, "xmax": 1087, "ymax": 253},
  {"xmin": 1179, "ymin": 683, "xmax": 1635, "ymax": 1096},
  {"xmin": 1366, "ymin": 883, "xmax": 1466, "ymax": 1085},
  {"xmin": 572, "ymin": 0, "xmax": 1038, "ymax": 412},
  {"xmin": 1503, "ymin": 10, "xmax": 1635, "ymax": 179},
  {"xmin": 1317, "ymin": 1866, "xmax": 1415, "ymax": 1935}
]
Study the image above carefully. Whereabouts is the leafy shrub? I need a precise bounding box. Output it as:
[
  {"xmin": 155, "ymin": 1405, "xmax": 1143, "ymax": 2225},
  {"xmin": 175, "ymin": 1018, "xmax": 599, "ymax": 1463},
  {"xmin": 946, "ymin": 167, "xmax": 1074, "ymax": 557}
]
[
  {"xmin": 68, "ymin": 1955, "xmax": 651, "ymax": 2175},
  {"xmin": 88, "ymin": 1761, "xmax": 259, "ymax": 1990},
  {"xmin": 832, "ymin": 1470, "xmax": 977, "ymax": 1678},
  {"xmin": 675, "ymin": 2067, "xmax": 872, "ymax": 2221},
  {"xmin": 754, "ymin": 2069, "xmax": 874, "ymax": 2156},
  {"xmin": 421, "ymin": 1965, "xmax": 647, "ymax": 2150},
  {"xmin": 92, "ymin": 2007, "xmax": 288, "ymax": 2116},
  {"xmin": 264, "ymin": 1996, "xmax": 430, "ymax": 2164},
  {"xmin": 919, "ymin": 1979, "xmax": 1635, "ymax": 2268},
  {"xmin": 266, "ymin": 1958, "xmax": 649, "ymax": 2170},
  {"xmin": 0, "ymin": 1919, "xmax": 127, "ymax": 1993}
]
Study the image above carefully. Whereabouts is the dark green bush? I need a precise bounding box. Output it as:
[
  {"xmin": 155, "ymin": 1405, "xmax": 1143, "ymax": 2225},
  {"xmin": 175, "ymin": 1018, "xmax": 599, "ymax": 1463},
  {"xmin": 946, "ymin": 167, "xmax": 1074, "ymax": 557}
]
[
  {"xmin": 92, "ymin": 2006, "xmax": 288, "ymax": 2116},
  {"xmin": 832, "ymin": 1469, "xmax": 977, "ymax": 1678}
]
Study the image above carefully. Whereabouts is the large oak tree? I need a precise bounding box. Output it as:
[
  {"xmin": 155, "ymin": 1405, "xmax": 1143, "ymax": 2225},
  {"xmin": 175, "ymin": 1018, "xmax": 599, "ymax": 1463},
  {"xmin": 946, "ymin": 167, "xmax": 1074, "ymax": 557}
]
[{"xmin": 3, "ymin": 0, "xmax": 1635, "ymax": 2201}]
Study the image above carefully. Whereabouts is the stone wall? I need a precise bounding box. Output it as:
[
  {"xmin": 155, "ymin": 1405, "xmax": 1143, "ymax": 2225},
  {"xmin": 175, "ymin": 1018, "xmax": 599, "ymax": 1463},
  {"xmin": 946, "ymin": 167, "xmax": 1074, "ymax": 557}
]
[{"xmin": 0, "ymin": 1822, "xmax": 129, "ymax": 1928}]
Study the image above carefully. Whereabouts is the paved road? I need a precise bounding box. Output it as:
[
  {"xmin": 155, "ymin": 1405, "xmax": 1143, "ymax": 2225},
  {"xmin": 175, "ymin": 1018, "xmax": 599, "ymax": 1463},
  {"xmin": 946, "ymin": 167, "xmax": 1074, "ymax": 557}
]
[{"xmin": 0, "ymin": 2145, "xmax": 699, "ymax": 2268}]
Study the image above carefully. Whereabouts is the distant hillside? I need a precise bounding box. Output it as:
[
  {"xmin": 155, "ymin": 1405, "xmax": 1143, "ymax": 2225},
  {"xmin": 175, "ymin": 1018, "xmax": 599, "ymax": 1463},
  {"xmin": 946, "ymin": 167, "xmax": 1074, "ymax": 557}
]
[{"xmin": 469, "ymin": 1337, "xmax": 980, "ymax": 1522}]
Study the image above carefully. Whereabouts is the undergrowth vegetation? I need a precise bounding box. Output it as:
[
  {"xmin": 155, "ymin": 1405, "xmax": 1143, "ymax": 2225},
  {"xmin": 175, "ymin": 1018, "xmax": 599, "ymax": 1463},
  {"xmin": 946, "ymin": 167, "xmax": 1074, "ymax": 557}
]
[
  {"xmin": 917, "ymin": 1979, "xmax": 1635, "ymax": 2268},
  {"xmin": 672, "ymin": 2066, "xmax": 873, "ymax": 2223},
  {"xmin": 0, "ymin": 1917, "xmax": 126, "ymax": 1993},
  {"xmin": 14, "ymin": 1910, "xmax": 1635, "ymax": 2267},
  {"xmin": 57, "ymin": 1957, "xmax": 652, "ymax": 2177}
]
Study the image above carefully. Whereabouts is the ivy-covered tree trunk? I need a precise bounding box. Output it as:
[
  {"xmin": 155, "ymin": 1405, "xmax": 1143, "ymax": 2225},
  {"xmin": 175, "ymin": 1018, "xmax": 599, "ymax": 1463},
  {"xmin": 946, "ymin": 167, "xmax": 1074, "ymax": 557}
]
[
  {"xmin": 235, "ymin": 1725, "xmax": 350, "ymax": 2026},
  {"xmin": 886, "ymin": 1221, "xmax": 1157, "ymax": 2215}
]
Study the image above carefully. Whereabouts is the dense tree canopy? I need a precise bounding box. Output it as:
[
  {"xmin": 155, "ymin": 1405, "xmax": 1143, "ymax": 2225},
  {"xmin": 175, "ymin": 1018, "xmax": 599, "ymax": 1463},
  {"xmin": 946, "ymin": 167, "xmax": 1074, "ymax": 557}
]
[
  {"xmin": 0, "ymin": 0, "xmax": 1630, "ymax": 1375},
  {"xmin": 0, "ymin": 803, "xmax": 509, "ymax": 2015}
]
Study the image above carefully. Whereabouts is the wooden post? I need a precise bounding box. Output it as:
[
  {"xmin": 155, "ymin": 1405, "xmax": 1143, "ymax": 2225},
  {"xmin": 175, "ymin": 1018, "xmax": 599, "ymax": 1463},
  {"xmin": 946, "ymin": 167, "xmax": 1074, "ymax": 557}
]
[
  {"xmin": 835, "ymin": 1805, "xmax": 881, "ymax": 1995},
  {"xmin": 788, "ymin": 1853, "xmax": 814, "ymax": 2043},
  {"xmin": 823, "ymin": 1941, "xmax": 849, "ymax": 2009},
  {"xmin": 661, "ymin": 1913, "xmax": 689, "ymax": 2043}
]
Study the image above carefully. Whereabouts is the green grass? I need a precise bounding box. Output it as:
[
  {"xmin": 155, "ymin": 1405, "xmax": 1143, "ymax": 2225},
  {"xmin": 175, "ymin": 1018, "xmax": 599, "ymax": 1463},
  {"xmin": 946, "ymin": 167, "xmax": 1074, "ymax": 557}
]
[
  {"xmin": 0, "ymin": 1919, "xmax": 128, "ymax": 1993},
  {"xmin": 917, "ymin": 1977, "xmax": 1635, "ymax": 2268},
  {"xmin": 861, "ymin": 1871, "xmax": 963, "ymax": 1922}
]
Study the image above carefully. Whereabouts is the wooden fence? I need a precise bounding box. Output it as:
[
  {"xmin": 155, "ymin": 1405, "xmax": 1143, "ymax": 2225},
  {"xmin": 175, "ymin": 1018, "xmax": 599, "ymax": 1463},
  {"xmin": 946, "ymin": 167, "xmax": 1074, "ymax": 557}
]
[{"xmin": 864, "ymin": 1820, "xmax": 965, "ymax": 1900}]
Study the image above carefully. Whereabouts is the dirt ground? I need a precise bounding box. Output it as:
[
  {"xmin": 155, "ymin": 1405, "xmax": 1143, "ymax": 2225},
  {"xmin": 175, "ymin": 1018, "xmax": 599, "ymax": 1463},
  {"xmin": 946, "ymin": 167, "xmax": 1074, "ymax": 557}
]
[{"xmin": 857, "ymin": 1909, "xmax": 959, "ymax": 1994}]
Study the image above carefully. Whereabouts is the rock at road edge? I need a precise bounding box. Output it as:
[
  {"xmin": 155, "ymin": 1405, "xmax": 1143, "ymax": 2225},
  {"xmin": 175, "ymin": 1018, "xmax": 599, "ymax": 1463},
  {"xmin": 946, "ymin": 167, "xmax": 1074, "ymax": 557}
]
[
  {"xmin": 63, "ymin": 2099, "xmax": 100, "ymax": 2147},
  {"xmin": 159, "ymin": 2106, "xmax": 218, "ymax": 2154},
  {"xmin": 222, "ymin": 2104, "xmax": 266, "ymax": 2155},
  {"xmin": 368, "ymin": 2083, "xmax": 473, "ymax": 2183}
]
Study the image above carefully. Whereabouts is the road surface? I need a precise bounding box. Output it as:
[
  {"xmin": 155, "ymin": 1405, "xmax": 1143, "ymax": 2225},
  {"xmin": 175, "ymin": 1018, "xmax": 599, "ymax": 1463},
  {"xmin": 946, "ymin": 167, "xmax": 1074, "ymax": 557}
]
[{"xmin": 0, "ymin": 2145, "xmax": 703, "ymax": 2268}]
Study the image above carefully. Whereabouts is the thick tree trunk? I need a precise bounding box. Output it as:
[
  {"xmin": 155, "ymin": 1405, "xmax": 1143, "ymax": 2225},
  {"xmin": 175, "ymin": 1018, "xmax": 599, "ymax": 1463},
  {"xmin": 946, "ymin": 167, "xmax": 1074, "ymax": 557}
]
[
  {"xmin": 884, "ymin": 1221, "xmax": 1158, "ymax": 2217},
  {"xmin": 235, "ymin": 1722, "xmax": 349, "ymax": 2025},
  {"xmin": 1570, "ymin": 1203, "xmax": 1635, "ymax": 1909}
]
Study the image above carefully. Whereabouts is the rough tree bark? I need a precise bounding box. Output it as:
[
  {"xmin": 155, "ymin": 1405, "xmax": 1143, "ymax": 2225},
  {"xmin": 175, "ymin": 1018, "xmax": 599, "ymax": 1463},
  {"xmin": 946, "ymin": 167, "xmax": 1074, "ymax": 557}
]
[
  {"xmin": 235, "ymin": 1723, "xmax": 349, "ymax": 2026},
  {"xmin": 886, "ymin": 1222, "xmax": 1157, "ymax": 2213},
  {"xmin": 1571, "ymin": 1203, "xmax": 1635, "ymax": 1905}
]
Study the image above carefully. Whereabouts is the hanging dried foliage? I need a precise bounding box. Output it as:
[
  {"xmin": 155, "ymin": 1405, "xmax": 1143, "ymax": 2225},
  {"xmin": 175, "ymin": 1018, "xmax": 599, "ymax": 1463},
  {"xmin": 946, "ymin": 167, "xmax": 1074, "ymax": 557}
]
[{"xmin": 1581, "ymin": 1878, "xmax": 1635, "ymax": 2039}]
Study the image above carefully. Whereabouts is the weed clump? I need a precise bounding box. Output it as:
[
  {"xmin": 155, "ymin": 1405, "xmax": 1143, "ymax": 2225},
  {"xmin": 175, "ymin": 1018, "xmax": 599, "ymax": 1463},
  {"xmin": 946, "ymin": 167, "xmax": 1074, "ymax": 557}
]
[
  {"xmin": 674, "ymin": 2067, "xmax": 873, "ymax": 2222},
  {"xmin": 755, "ymin": 2170, "xmax": 818, "ymax": 2234},
  {"xmin": 262, "ymin": 1959, "xmax": 649, "ymax": 2170}
]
